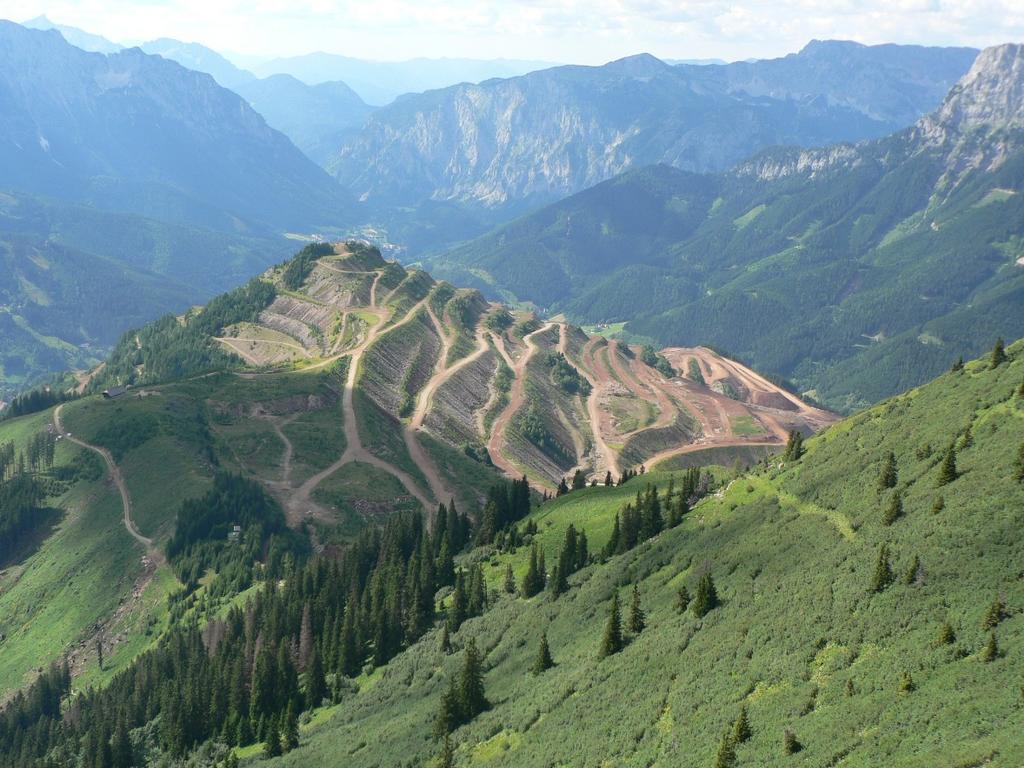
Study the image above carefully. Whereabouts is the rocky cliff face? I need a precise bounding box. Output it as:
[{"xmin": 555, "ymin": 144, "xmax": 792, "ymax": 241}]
[{"xmin": 330, "ymin": 43, "xmax": 978, "ymax": 209}]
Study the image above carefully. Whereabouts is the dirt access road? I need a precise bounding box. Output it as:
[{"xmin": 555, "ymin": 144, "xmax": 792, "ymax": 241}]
[{"xmin": 52, "ymin": 404, "xmax": 162, "ymax": 564}]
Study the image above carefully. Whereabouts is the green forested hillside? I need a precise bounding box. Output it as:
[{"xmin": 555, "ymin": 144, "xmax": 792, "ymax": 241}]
[
  {"xmin": 0, "ymin": 332, "xmax": 1019, "ymax": 766},
  {"xmin": 430, "ymin": 45, "xmax": 1024, "ymax": 411}
]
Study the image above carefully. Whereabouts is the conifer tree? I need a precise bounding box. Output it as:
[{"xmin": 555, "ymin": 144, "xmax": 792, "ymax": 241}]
[
  {"xmin": 870, "ymin": 546, "xmax": 894, "ymax": 593},
  {"xmin": 732, "ymin": 705, "xmax": 752, "ymax": 744},
  {"xmin": 878, "ymin": 451, "xmax": 898, "ymax": 490},
  {"xmin": 531, "ymin": 632, "xmax": 554, "ymax": 675},
  {"xmin": 783, "ymin": 729, "xmax": 802, "ymax": 754},
  {"xmin": 904, "ymin": 555, "xmax": 922, "ymax": 585},
  {"xmin": 899, "ymin": 671, "xmax": 915, "ymax": 693},
  {"xmin": 950, "ymin": 356, "xmax": 964, "ymax": 372},
  {"xmin": 628, "ymin": 584, "xmax": 646, "ymax": 635},
  {"xmin": 571, "ymin": 469, "xmax": 587, "ymax": 490},
  {"xmin": 692, "ymin": 572, "xmax": 718, "ymax": 618},
  {"xmin": 936, "ymin": 621, "xmax": 955, "ymax": 646},
  {"xmin": 604, "ymin": 471, "xmax": 613, "ymax": 487},
  {"xmin": 440, "ymin": 623, "xmax": 452, "ymax": 654},
  {"xmin": 458, "ymin": 639, "xmax": 489, "ymax": 721},
  {"xmin": 936, "ymin": 444, "xmax": 958, "ymax": 486},
  {"xmin": 783, "ymin": 430, "xmax": 804, "ymax": 461},
  {"xmin": 714, "ymin": 731, "xmax": 736, "ymax": 768},
  {"xmin": 434, "ymin": 677, "xmax": 460, "ymax": 740},
  {"xmin": 263, "ymin": 717, "xmax": 282, "ymax": 758},
  {"xmin": 305, "ymin": 648, "xmax": 326, "ymax": 709},
  {"xmin": 981, "ymin": 632, "xmax": 999, "ymax": 662},
  {"xmin": 282, "ymin": 703, "xmax": 299, "ymax": 752},
  {"xmin": 556, "ymin": 477, "xmax": 569, "ymax": 496},
  {"xmin": 1016, "ymin": 442, "xmax": 1024, "ymax": 482},
  {"xmin": 676, "ymin": 585, "xmax": 691, "ymax": 614},
  {"xmin": 991, "ymin": 337, "xmax": 1007, "ymax": 367},
  {"xmin": 521, "ymin": 543, "xmax": 544, "ymax": 598},
  {"xmin": 982, "ymin": 597, "xmax": 1007, "ymax": 629},
  {"xmin": 439, "ymin": 734, "xmax": 455, "ymax": 768},
  {"xmin": 882, "ymin": 489, "xmax": 903, "ymax": 525},
  {"xmin": 598, "ymin": 592, "xmax": 624, "ymax": 659},
  {"xmin": 110, "ymin": 720, "xmax": 132, "ymax": 768},
  {"xmin": 931, "ymin": 496, "xmax": 945, "ymax": 514},
  {"xmin": 503, "ymin": 564, "xmax": 516, "ymax": 595}
]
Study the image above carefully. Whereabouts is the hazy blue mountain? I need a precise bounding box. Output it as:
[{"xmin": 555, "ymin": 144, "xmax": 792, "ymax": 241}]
[
  {"xmin": 331, "ymin": 43, "xmax": 978, "ymax": 214},
  {"xmin": 0, "ymin": 21, "xmax": 349, "ymax": 234},
  {"xmin": 233, "ymin": 75, "xmax": 374, "ymax": 164},
  {"xmin": 140, "ymin": 37, "xmax": 257, "ymax": 89},
  {"xmin": 252, "ymin": 53, "xmax": 559, "ymax": 105},
  {"xmin": 21, "ymin": 14, "xmax": 121, "ymax": 53},
  {"xmin": 430, "ymin": 44, "xmax": 1024, "ymax": 411}
]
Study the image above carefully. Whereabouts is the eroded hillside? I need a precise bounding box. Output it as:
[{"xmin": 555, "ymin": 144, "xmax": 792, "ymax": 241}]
[{"xmin": 209, "ymin": 243, "xmax": 834, "ymax": 505}]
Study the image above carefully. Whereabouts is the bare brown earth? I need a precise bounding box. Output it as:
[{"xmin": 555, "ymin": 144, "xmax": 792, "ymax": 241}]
[{"xmin": 212, "ymin": 246, "xmax": 837, "ymax": 502}]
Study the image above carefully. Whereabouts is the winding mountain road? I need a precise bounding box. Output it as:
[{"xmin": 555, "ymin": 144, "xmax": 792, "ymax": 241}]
[{"xmin": 53, "ymin": 404, "xmax": 162, "ymax": 563}]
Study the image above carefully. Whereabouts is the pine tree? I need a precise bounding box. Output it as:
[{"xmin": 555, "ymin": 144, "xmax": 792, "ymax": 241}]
[
  {"xmin": 604, "ymin": 471, "xmax": 613, "ymax": 487},
  {"xmin": 783, "ymin": 430, "xmax": 804, "ymax": 461},
  {"xmin": 571, "ymin": 470, "xmax": 587, "ymax": 490},
  {"xmin": 714, "ymin": 731, "xmax": 736, "ymax": 768},
  {"xmin": 692, "ymin": 572, "xmax": 718, "ymax": 618},
  {"xmin": 530, "ymin": 632, "xmax": 554, "ymax": 675},
  {"xmin": 628, "ymin": 584, "xmax": 646, "ymax": 635},
  {"xmin": 438, "ymin": 734, "xmax": 455, "ymax": 768},
  {"xmin": 931, "ymin": 496, "xmax": 945, "ymax": 514},
  {"xmin": 282, "ymin": 703, "xmax": 299, "ymax": 752},
  {"xmin": 904, "ymin": 555, "xmax": 922, "ymax": 585},
  {"xmin": 732, "ymin": 705, "xmax": 752, "ymax": 744},
  {"xmin": 936, "ymin": 444, "xmax": 958, "ymax": 486},
  {"xmin": 936, "ymin": 621, "xmax": 955, "ymax": 645},
  {"xmin": 991, "ymin": 337, "xmax": 1007, "ymax": 367},
  {"xmin": 1016, "ymin": 442, "xmax": 1024, "ymax": 482},
  {"xmin": 521, "ymin": 543, "xmax": 544, "ymax": 598},
  {"xmin": 676, "ymin": 585, "xmax": 691, "ymax": 614},
  {"xmin": 981, "ymin": 632, "xmax": 999, "ymax": 662},
  {"xmin": 110, "ymin": 720, "xmax": 132, "ymax": 768},
  {"xmin": 950, "ymin": 356, "xmax": 964, "ymax": 372},
  {"xmin": 440, "ymin": 623, "xmax": 452, "ymax": 655},
  {"xmin": 982, "ymin": 598, "xmax": 1007, "ymax": 630},
  {"xmin": 556, "ymin": 477, "xmax": 569, "ymax": 496},
  {"xmin": 263, "ymin": 717, "xmax": 282, "ymax": 758},
  {"xmin": 458, "ymin": 639, "xmax": 489, "ymax": 721},
  {"xmin": 434, "ymin": 677, "xmax": 460, "ymax": 740},
  {"xmin": 882, "ymin": 489, "xmax": 903, "ymax": 526},
  {"xmin": 870, "ymin": 546, "xmax": 894, "ymax": 593},
  {"xmin": 878, "ymin": 451, "xmax": 898, "ymax": 490},
  {"xmin": 783, "ymin": 728, "xmax": 802, "ymax": 754},
  {"xmin": 305, "ymin": 647, "xmax": 326, "ymax": 709},
  {"xmin": 598, "ymin": 592, "xmax": 624, "ymax": 659},
  {"xmin": 503, "ymin": 564, "xmax": 516, "ymax": 595}
]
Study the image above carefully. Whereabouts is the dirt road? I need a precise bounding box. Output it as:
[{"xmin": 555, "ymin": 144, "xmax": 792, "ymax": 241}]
[{"xmin": 53, "ymin": 404, "xmax": 162, "ymax": 563}]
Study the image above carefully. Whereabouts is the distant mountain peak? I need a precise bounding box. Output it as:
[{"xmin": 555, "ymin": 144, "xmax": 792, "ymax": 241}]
[
  {"xmin": 931, "ymin": 43, "xmax": 1024, "ymax": 132},
  {"xmin": 602, "ymin": 52, "xmax": 670, "ymax": 75}
]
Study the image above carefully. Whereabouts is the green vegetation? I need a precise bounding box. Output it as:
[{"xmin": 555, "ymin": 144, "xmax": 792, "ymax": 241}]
[
  {"xmin": 1, "ymin": 341, "xmax": 1022, "ymax": 767},
  {"xmin": 279, "ymin": 243, "xmax": 335, "ymax": 290},
  {"xmin": 432, "ymin": 126, "xmax": 1024, "ymax": 412}
]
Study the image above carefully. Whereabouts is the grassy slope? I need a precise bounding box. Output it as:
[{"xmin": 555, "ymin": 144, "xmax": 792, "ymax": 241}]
[{"xmin": 266, "ymin": 342, "xmax": 1024, "ymax": 768}]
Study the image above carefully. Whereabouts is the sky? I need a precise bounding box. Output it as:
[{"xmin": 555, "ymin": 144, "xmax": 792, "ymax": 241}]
[{"xmin": 4, "ymin": 0, "xmax": 1022, "ymax": 65}]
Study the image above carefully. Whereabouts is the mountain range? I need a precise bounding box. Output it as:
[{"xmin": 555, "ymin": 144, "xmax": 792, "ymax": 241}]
[
  {"xmin": 431, "ymin": 43, "xmax": 1024, "ymax": 411},
  {"xmin": 331, "ymin": 41, "xmax": 978, "ymax": 215}
]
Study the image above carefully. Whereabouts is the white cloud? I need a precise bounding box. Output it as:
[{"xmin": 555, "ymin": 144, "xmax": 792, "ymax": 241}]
[{"xmin": 2, "ymin": 0, "xmax": 1020, "ymax": 63}]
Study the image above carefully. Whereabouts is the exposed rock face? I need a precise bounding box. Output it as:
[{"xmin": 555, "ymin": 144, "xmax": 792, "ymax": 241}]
[
  {"xmin": 928, "ymin": 44, "xmax": 1024, "ymax": 133},
  {"xmin": 331, "ymin": 43, "xmax": 977, "ymax": 209}
]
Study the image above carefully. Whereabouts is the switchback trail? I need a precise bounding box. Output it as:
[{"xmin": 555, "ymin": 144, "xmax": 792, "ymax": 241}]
[{"xmin": 53, "ymin": 404, "xmax": 162, "ymax": 563}]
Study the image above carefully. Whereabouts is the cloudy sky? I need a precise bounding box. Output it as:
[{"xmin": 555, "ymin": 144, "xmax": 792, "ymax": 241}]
[{"xmin": 4, "ymin": 0, "xmax": 1022, "ymax": 64}]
